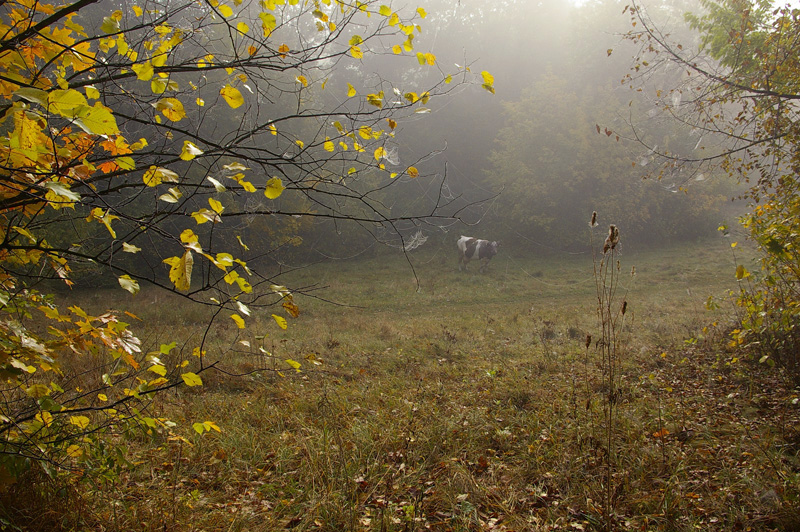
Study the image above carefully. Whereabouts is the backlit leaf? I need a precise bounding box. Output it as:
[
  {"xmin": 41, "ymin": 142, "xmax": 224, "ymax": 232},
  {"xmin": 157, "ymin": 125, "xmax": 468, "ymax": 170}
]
[
  {"xmin": 155, "ymin": 98, "xmax": 186, "ymax": 122},
  {"xmin": 144, "ymin": 166, "xmax": 180, "ymax": 187},
  {"xmin": 207, "ymin": 176, "xmax": 226, "ymax": 192},
  {"xmin": 220, "ymin": 84, "xmax": 244, "ymax": 108},
  {"xmin": 264, "ymin": 177, "xmax": 285, "ymax": 199},
  {"xmin": 164, "ymin": 250, "xmax": 193, "ymax": 290},
  {"xmin": 118, "ymin": 275, "xmax": 140, "ymax": 294},
  {"xmin": 180, "ymin": 140, "xmax": 203, "ymax": 160}
]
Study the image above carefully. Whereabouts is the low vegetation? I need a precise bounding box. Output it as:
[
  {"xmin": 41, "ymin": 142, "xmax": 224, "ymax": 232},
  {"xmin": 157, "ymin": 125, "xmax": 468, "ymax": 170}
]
[{"xmin": 3, "ymin": 237, "xmax": 798, "ymax": 531}]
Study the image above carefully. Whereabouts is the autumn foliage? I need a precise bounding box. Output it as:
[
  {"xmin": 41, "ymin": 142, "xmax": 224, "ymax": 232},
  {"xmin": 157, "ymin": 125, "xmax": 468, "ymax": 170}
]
[{"xmin": 0, "ymin": 0, "xmax": 491, "ymax": 483}]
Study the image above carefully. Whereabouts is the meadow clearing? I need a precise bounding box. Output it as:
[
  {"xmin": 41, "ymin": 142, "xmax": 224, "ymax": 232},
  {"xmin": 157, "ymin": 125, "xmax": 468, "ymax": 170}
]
[{"xmin": 15, "ymin": 236, "xmax": 800, "ymax": 531}]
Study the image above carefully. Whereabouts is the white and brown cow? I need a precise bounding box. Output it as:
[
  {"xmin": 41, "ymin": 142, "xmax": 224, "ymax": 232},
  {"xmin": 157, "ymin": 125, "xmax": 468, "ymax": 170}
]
[{"xmin": 457, "ymin": 236, "xmax": 499, "ymax": 272}]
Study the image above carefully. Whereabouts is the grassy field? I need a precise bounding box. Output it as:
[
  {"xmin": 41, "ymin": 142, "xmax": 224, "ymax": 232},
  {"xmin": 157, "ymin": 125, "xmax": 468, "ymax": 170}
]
[{"xmin": 11, "ymin": 237, "xmax": 800, "ymax": 531}]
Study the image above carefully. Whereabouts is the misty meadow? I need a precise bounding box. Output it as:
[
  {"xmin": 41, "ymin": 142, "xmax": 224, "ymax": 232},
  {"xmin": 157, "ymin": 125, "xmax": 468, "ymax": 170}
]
[{"xmin": 1, "ymin": 0, "xmax": 798, "ymax": 530}]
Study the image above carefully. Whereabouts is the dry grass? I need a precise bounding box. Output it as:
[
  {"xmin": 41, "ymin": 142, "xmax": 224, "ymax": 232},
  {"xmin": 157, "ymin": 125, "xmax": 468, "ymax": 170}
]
[{"xmin": 4, "ymin": 239, "xmax": 799, "ymax": 531}]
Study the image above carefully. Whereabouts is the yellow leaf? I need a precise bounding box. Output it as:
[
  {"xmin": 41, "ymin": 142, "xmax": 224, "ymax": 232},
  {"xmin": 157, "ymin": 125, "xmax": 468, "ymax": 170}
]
[
  {"xmin": 164, "ymin": 250, "xmax": 193, "ymax": 290},
  {"xmin": 324, "ymin": 138, "xmax": 335, "ymax": 152},
  {"xmin": 379, "ymin": 5, "xmax": 391, "ymax": 16},
  {"xmin": 285, "ymin": 359, "xmax": 301, "ymax": 372},
  {"xmin": 143, "ymin": 166, "xmax": 179, "ymax": 187},
  {"xmin": 374, "ymin": 147, "xmax": 386, "ymax": 161},
  {"xmin": 118, "ymin": 275, "xmax": 140, "ymax": 294},
  {"xmin": 218, "ymin": 4, "xmax": 233, "ymax": 17},
  {"xmin": 296, "ymin": 75, "xmax": 308, "ymax": 87},
  {"xmin": 392, "ymin": 44, "xmax": 402, "ymax": 54},
  {"xmin": 259, "ymin": 12, "xmax": 277, "ymax": 36},
  {"xmin": 272, "ymin": 314, "xmax": 288, "ymax": 329},
  {"xmin": 350, "ymin": 46, "xmax": 363, "ymax": 59},
  {"xmin": 70, "ymin": 416, "xmax": 90, "ymax": 429},
  {"xmin": 148, "ymin": 364, "xmax": 167, "ymax": 376},
  {"xmin": 155, "ymin": 98, "xmax": 186, "ymax": 122},
  {"xmin": 133, "ymin": 5, "xmax": 143, "ymax": 16},
  {"xmin": 481, "ymin": 70, "xmax": 495, "ymax": 94},
  {"xmin": 416, "ymin": 7, "xmax": 427, "ymax": 18},
  {"xmin": 209, "ymin": 197, "xmax": 224, "ymax": 214},
  {"xmin": 264, "ymin": 177, "xmax": 285, "ymax": 199},
  {"xmin": 132, "ymin": 61, "xmax": 154, "ymax": 81},
  {"xmin": 47, "ymin": 89, "xmax": 88, "ymax": 117},
  {"xmin": 191, "ymin": 208, "xmax": 221, "ymax": 224},
  {"xmin": 735, "ymin": 264, "xmax": 750, "ymax": 280},
  {"xmin": 231, "ymin": 313, "xmax": 246, "ymax": 328},
  {"xmin": 86, "ymin": 207, "xmax": 119, "ymax": 238},
  {"xmin": 237, "ymin": 21, "xmax": 249, "ymax": 33},
  {"xmin": 407, "ymin": 166, "xmax": 419, "ymax": 178},
  {"xmin": 181, "ymin": 372, "xmax": 203, "ymax": 386},
  {"xmin": 347, "ymin": 83, "xmax": 357, "ymax": 97},
  {"xmin": 180, "ymin": 140, "xmax": 203, "ymax": 160},
  {"xmin": 366, "ymin": 92, "xmax": 384, "ymax": 108},
  {"xmin": 220, "ymin": 84, "xmax": 244, "ymax": 108}
]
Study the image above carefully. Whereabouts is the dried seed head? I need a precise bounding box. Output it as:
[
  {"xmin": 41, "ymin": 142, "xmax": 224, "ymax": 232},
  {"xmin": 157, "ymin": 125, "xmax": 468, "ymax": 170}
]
[
  {"xmin": 631, "ymin": 265, "xmax": 636, "ymax": 276},
  {"xmin": 590, "ymin": 211, "xmax": 598, "ymax": 227},
  {"xmin": 585, "ymin": 334, "xmax": 592, "ymax": 348},
  {"xmin": 621, "ymin": 300, "xmax": 627, "ymax": 315},
  {"xmin": 603, "ymin": 224, "xmax": 620, "ymax": 254}
]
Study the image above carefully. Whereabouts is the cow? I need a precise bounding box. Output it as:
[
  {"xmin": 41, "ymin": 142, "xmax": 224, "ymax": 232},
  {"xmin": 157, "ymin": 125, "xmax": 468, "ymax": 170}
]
[{"xmin": 457, "ymin": 236, "xmax": 499, "ymax": 273}]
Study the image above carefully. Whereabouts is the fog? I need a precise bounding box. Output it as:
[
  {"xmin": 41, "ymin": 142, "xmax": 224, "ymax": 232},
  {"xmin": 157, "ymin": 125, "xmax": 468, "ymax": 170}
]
[{"xmin": 347, "ymin": 0, "xmax": 739, "ymax": 255}]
